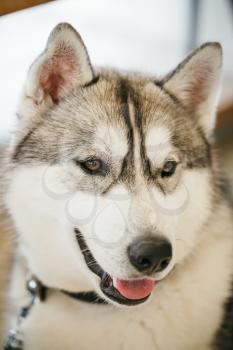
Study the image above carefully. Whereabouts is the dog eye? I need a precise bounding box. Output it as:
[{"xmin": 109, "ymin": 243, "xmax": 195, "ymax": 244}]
[
  {"xmin": 78, "ymin": 158, "xmax": 107, "ymax": 176},
  {"xmin": 161, "ymin": 160, "xmax": 177, "ymax": 178}
]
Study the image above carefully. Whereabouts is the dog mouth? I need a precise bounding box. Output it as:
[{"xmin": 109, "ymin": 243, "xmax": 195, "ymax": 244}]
[{"xmin": 74, "ymin": 228, "xmax": 155, "ymax": 306}]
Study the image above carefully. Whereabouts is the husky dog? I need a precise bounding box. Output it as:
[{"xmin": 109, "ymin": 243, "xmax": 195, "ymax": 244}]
[{"xmin": 3, "ymin": 23, "xmax": 233, "ymax": 349}]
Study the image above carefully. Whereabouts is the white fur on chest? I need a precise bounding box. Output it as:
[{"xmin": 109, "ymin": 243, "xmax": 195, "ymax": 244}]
[{"xmin": 18, "ymin": 227, "xmax": 232, "ymax": 350}]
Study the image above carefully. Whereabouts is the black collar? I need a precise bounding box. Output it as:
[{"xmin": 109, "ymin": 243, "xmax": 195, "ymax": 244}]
[
  {"xmin": 62, "ymin": 290, "xmax": 108, "ymax": 304},
  {"xmin": 27, "ymin": 277, "xmax": 108, "ymax": 305}
]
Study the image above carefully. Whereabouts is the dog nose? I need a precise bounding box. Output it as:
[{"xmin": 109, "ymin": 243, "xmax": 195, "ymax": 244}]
[{"xmin": 128, "ymin": 238, "xmax": 172, "ymax": 273}]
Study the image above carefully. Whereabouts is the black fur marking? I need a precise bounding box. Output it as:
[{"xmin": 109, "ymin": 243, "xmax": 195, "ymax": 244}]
[
  {"xmin": 83, "ymin": 75, "xmax": 100, "ymax": 88},
  {"xmin": 117, "ymin": 79, "xmax": 133, "ymax": 144},
  {"xmin": 116, "ymin": 79, "xmax": 135, "ymax": 185},
  {"xmin": 127, "ymin": 88, "xmax": 151, "ymax": 179},
  {"xmin": 213, "ymin": 290, "xmax": 233, "ymax": 349}
]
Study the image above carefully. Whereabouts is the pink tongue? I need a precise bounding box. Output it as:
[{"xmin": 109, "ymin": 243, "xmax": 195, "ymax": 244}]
[{"xmin": 114, "ymin": 278, "xmax": 155, "ymax": 300}]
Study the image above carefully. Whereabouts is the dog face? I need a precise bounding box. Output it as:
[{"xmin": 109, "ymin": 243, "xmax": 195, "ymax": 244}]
[{"xmin": 6, "ymin": 23, "xmax": 222, "ymax": 306}]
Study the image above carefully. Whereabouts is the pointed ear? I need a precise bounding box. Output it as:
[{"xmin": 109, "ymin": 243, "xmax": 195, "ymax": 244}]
[
  {"xmin": 162, "ymin": 43, "xmax": 222, "ymax": 135},
  {"xmin": 21, "ymin": 23, "xmax": 94, "ymax": 116}
]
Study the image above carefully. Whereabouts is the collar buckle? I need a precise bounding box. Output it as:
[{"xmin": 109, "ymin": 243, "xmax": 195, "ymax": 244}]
[{"xmin": 27, "ymin": 277, "xmax": 47, "ymax": 302}]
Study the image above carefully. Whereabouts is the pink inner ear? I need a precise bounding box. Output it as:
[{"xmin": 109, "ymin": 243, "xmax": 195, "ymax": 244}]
[{"xmin": 39, "ymin": 46, "xmax": 79, "ymax": 103}]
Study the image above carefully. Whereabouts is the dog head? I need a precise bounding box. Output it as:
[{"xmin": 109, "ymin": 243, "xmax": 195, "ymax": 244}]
[{"xmin": 6, "ymin": 23, "xmax": 222, "ymax": 306}]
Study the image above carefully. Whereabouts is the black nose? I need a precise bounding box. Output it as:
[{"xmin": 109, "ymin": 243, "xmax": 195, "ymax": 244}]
[{"xmin": 128, "ymin": 238, "xmax": 172, "ymax": 273}]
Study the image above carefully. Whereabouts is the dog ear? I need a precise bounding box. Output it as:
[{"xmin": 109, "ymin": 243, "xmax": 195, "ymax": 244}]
[
  {"xmin": 21, "ymin": 23, "xmax": 94, "ymax": 116},
  {"xmin": 162, "ymin": 43, "xmax": 222, "ymax": 135}
]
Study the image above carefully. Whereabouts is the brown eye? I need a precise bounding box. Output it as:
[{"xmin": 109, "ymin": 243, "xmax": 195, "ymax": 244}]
[
  {"xmin": 84, "ymin": 159, "xmax": 101, "ymax": 171},
  {"xmin": 78, "ymin": 158, "xmax": 107, "ymax": 176},
  {"xmin": 161, "ymin": 160, "xmax": 177, "ymax": 178}
]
